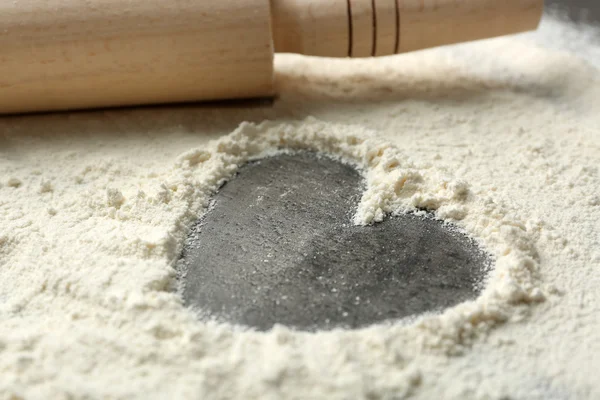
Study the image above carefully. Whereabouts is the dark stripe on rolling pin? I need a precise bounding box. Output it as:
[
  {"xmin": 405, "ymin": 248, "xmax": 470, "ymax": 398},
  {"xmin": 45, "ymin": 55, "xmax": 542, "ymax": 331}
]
[
  {"xmin": 394, "ymin": 0, "xmax": 400, "ymax": 54},
  {"xmin": 371, "ymin": 0, "xmax": 377, "ymax": 56},
  {"xmin": 347, "ymin": 0, "xmax": 354, "ymax": 57}
]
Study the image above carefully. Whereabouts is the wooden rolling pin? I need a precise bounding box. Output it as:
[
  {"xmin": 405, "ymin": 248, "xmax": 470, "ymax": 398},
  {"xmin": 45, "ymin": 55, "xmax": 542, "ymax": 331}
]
[{"xmin": 0, "ymin": 0, "xmax": 543, "ymax": 114}]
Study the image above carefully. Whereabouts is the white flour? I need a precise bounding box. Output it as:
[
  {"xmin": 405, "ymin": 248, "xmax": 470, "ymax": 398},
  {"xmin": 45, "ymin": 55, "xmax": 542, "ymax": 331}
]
[{"xmin": 1, "ymin": 11, "xmax": 599, "ymax": 400}]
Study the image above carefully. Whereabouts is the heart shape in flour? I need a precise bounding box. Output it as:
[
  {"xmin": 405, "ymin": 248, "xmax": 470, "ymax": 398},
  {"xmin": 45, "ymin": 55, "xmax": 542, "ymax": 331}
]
[{"xmin": 179, "ymin": 152, "xmax": 489, "ymax": 331}]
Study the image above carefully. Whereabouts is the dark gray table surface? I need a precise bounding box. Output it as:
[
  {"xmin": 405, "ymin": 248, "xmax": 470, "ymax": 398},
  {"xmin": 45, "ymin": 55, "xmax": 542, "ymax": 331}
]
[
  {"xmin": 547, "ymin": 0, "xmax": 600, "ymax": 23},
  {"xmin": 180, "ymin": 154, "xmax": 489, "ymax": 331}
]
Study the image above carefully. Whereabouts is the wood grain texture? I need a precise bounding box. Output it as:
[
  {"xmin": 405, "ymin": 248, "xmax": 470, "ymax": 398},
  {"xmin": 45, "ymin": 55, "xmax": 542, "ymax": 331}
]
[
  {"xmin": 374, "ymin": 0, "xmax": 399, "ymax": 56},
  {"xmin": 399, "ymin": 0, "xmax": 544, "ymax": 53},
  {"xmin": 350, "ymin": 0, "xmax": 375, "ymax": 57},
  {"xmin": 0, "ymin": 0, "xmax": 274, "ymax": 114},
  {"xmin": 271, "ymin": 0, "xmax": 350, "ymax": 57}
]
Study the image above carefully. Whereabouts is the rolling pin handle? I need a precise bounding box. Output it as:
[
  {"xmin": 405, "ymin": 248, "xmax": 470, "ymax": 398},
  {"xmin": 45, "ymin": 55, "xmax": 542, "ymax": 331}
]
[{"xmin": 271, "ymin": 0, "xmax": 544, "ymax": 58}]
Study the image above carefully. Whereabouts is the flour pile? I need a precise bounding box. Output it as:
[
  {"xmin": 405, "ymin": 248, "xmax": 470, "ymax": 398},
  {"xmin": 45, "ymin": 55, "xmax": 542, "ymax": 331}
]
[{"xmin": 1, "ymin": 11, "xmax": 599, "ymax": 400}]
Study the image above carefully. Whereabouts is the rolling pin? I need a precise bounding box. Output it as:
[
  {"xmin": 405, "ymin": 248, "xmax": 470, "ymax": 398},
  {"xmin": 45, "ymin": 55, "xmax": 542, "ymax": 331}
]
[{"xmin": 0, "ymin": 0, "xmax": 544, "ymax": 114}]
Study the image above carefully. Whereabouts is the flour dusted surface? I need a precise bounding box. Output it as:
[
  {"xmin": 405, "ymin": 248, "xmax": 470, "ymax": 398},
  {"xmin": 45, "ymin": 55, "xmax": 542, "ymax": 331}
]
[{"xmin": 1, "ymin": 13, "xmax": 599, "ymax": 400}]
